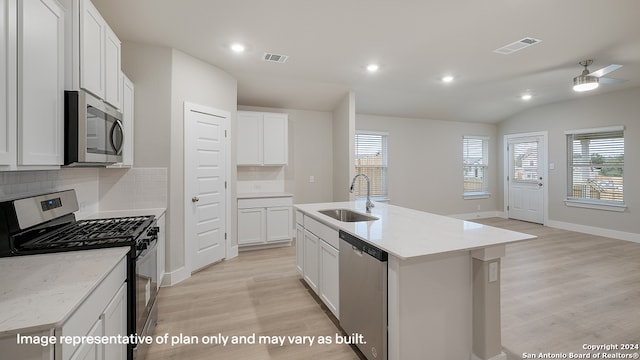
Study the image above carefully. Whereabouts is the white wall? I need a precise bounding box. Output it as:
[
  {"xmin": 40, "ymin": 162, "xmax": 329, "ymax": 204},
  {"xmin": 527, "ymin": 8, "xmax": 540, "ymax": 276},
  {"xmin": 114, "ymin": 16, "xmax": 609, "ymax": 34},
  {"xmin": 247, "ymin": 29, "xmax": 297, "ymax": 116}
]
[
  {"xmin": 121, "ymin": 43, "xmax": 238, "ymax": 280},
  {"xmin": 356, "ymin": 114, "xmax": 498, "ymax": 216},
  {"xmin": 120, "ymin": 43, "xmax": 172, "ymax": 168},
  {"xmin": 332, "ymin": 92, "xmax": 355, "ymax": 201},
  {"xmin": 498, "ymin": 86, "xmax": 640, "ymax": 236},
  {"xmin": 170, "ymin": 49, "xmax": 238, "ymax": 273},
  {"xmin": 237, "ymin": 105, "xmax": 334, "ymax": 204}
]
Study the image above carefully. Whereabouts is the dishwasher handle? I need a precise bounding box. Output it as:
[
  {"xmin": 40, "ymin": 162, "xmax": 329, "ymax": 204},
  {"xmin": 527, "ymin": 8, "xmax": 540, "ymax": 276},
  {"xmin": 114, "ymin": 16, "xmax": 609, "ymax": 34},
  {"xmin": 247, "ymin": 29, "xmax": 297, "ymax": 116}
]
[{"xmin": 339, "ymin": 230, "xmax": 388, "ymax": 261}]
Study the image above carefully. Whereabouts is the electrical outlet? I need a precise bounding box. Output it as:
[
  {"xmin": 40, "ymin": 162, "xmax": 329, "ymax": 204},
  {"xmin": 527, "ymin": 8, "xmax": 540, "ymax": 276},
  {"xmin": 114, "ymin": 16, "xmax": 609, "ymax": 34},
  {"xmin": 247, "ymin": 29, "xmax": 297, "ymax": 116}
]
[{"xmin": 309, "ymin": 175, "xmax": 315, "ymax": 183}]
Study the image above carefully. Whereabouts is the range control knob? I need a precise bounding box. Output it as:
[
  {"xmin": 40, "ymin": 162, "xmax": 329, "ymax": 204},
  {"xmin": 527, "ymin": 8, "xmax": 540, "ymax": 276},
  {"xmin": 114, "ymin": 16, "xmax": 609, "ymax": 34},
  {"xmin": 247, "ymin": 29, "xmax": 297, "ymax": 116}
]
[{"xmin": 147, "ymin": 227, "xmax": 159, "ymax": 236}]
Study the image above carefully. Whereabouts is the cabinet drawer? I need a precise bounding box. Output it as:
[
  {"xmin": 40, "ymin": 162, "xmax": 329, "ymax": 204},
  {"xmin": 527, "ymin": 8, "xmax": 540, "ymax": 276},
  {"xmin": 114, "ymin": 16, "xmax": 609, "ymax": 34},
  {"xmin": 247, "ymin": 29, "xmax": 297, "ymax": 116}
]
[
  {"xmin": 304, "ymin": 216, "xmax": 339, "ymax": 249},
  {"xmin": 238, "ymin": 197, "xmax": 292, "ymax": 208}
]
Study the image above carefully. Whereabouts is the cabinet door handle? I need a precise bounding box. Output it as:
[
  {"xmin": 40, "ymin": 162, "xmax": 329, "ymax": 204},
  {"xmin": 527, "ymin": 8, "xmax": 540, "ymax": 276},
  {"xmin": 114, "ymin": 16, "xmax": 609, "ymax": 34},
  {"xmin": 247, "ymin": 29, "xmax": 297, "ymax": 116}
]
[{"xmin": 192, "ymin": 196, "xmax": 200, "ymax": 203}]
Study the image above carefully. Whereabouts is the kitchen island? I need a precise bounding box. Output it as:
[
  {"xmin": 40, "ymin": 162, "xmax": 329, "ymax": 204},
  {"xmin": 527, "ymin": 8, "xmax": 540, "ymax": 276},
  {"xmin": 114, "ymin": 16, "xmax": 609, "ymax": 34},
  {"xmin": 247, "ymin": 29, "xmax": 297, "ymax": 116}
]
[{"xmin": 295, "ymin": 200, "xmax": 536, "ymax": 360}]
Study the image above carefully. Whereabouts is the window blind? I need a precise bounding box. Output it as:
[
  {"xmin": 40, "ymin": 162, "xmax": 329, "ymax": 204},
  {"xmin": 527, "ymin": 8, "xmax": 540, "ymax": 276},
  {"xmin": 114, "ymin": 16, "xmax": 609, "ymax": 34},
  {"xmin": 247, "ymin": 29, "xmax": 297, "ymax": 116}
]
[
  {"xmin": 354, "ymin": 132, "xmax": 388, "ymax": 198},
  {"xmin": 463, "ymin": 136, "xmax": 489, "ymax": 194},
  {"xmin": 567, "ymin": 129, "xmax": 624, "ymax": 203}
]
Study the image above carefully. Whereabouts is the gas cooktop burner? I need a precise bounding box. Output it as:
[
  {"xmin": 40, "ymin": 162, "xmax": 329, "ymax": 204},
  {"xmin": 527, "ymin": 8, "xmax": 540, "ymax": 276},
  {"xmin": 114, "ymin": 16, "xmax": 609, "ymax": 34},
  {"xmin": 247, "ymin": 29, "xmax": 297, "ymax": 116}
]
[{"xmin": 21, "ymin": 216, "xmax": 154, "ymax": 250}]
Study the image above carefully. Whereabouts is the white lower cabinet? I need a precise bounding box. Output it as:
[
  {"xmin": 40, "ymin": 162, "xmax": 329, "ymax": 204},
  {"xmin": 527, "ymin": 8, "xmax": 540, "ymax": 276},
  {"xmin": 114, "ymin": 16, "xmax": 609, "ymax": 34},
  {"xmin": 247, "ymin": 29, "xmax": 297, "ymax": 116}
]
[
  {"xmin": 0, "ymin": 329, "xmax": 55, "ymax": 360},
  {"xmin": 237, "ymin": 196, "xmax": 292, "ymax": 248},
  {"xmin": 102, "ymin": 284, "xmax": 127, "ymax": 360},
  {"xmin": 70, "ymin": 318, "xmax": 103, "ymax": 360},
  {"xmin": 319, "ymin": 239, "xmax": 339, "ymax": 316},
  {"xmin": 58, "ymin": 258, "xmax": 127, "ymax": 360},
  {"xmin": 303, "ymin": 229, "xmax": 319, "ymax": 294},
  {"xmin": 0, "ymin": 255, "xmax": 127, "ymax": 360},
  {"xmin": 297, "ymin": 211, "xmax": 340, "ymax": 318},
  {"xmin": 295, "ymin": 223, "xmax": 304, "ymax": 275}
]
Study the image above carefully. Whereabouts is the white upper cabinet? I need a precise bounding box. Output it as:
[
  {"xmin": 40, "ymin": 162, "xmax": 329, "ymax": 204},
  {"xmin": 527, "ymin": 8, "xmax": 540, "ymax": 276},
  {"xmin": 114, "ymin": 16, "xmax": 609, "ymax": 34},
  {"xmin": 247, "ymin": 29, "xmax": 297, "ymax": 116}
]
[
  {"xmin": 237, "ymin": 111, "xmax": 262, "ymax": 165},
  {"xmin": 237, "ymin": 111, "xmax": 288, "ymax": 166},
  {"xmin": 262, "ymin": 113, "xmax": 288, "ymax": 165},
  {"xmin": 1, "ymin": 0, "xmax": 64, "ymax": 169},
  {"xmin": 120, "ymin": 73, "xmax": 134, "ymax": 165},
  {"xmin": 104, "ymin": 25, "xmax": 121, "ymax": 108},
  {"xmin": 79, "ymin": 0, "xmax": 104, "ymax": 98},
  {"xmin": 76, "ymin": 0, "xmax": 122, "ymax": 109},
  {"xmin": 18, "ymin": 0, "xmax": 65, "ymax": 166}
]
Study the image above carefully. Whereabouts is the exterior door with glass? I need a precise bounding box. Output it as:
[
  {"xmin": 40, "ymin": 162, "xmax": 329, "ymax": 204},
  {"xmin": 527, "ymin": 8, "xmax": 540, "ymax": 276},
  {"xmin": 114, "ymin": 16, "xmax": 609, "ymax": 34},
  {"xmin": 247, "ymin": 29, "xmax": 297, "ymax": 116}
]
[{"xmin": 507, "ymin": 134, "xmax": 546, "ymax": 224}]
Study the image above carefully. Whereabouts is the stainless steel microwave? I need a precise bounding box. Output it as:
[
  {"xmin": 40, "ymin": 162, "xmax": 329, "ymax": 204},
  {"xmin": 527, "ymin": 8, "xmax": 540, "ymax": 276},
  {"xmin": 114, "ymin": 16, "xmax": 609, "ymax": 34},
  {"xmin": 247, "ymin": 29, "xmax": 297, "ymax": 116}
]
[{"xmin": 64, "ymin": 90, "xmax": 123, "ymax": 166}]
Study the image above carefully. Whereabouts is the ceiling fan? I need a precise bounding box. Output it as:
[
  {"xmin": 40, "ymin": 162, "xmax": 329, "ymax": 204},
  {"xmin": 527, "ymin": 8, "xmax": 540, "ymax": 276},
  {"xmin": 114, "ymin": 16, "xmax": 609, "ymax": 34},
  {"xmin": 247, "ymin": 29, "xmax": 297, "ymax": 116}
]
[{"xmin": 573, "ymin": 59, "xmax": 624, "ymax": 92}]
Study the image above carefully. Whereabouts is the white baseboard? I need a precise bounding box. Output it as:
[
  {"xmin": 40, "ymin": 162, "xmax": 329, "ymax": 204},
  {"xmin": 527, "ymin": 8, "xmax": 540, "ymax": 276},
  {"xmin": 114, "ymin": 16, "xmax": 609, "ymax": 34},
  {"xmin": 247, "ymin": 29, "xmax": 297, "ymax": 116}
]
[
  {"xmin": 546, "ymin": 219, "xmax": 640, "ymax": 243},
  {"xmin": 449, "ymin": 211, "xmax": 505, "ymax": 220},
  {"xmin": 163, "ymin": 266, "xmax": 190, "ymax": 286},
  {"xmin": 227, "ymin": 245, "xmax": 239, "ymax": 259}
]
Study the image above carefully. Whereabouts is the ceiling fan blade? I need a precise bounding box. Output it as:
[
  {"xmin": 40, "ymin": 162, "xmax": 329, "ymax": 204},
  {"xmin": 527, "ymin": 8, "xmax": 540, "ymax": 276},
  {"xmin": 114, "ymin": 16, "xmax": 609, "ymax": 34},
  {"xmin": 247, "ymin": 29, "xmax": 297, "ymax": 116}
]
[
  {"xmin": 589, "ymin": 64, "xmax": 622, "ymax": 77},
  {"xmin": 598, "ymin": 77, "xmax": 626, "ymax": 85}
]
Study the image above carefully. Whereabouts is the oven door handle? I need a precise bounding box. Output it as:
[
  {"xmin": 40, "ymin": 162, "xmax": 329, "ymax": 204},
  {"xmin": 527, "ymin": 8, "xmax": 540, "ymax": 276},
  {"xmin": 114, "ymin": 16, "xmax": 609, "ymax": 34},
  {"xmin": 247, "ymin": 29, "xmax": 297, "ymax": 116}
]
[{"xmin": 136, "ymin": 236, "xmax": 158, "ymax": 260}]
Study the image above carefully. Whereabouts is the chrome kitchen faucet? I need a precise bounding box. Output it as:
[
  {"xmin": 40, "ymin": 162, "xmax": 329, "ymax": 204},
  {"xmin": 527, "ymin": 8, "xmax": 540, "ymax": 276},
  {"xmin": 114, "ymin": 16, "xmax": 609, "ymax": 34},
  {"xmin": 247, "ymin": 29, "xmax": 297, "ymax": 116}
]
[{"xmin": 349, "ymin": 174, "xmax": 375, "ymax": 213}]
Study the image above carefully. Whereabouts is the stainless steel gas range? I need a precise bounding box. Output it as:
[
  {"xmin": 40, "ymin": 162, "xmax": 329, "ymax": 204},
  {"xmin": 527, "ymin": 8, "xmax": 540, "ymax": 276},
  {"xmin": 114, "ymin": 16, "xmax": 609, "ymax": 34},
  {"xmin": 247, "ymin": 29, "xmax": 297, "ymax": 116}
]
[{"xmin": 0, "ymin": 189, "xmax": 159, "ymax": 360}]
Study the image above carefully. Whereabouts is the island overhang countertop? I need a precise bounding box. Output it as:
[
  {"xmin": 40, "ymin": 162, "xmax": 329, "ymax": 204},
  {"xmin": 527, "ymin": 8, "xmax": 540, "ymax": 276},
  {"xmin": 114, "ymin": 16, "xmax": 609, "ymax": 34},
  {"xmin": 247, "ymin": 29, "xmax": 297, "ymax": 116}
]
[{"xmin": 295, "ymin": 200, "xmax": 536, "ymax": 259}]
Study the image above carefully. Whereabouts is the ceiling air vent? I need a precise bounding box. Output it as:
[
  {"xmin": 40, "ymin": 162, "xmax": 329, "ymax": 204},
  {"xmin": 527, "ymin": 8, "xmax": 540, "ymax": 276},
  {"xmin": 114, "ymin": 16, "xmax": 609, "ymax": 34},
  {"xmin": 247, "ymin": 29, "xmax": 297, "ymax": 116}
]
[
  {"xmin": 493, "ymin": 37, "xmax": 542, "ymax": 55},
  {"xmin": 263, "ymin": 53, "xmax": 288, "ymax": 63}
]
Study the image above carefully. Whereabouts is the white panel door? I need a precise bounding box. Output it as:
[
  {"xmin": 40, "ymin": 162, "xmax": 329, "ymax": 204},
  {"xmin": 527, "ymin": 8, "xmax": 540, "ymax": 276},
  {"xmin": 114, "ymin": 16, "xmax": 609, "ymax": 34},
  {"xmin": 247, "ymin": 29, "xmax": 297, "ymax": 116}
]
[
  {"xmin": 18, "ymin": 0, "xmax": 64, "ymax": 165},
  {"xmin": 508, "ymin": 135, "xmax": 545, "ymax": 224},
  {"xmin": 185, "ymin": 103, "xmax": 228, "ymax": 272}
]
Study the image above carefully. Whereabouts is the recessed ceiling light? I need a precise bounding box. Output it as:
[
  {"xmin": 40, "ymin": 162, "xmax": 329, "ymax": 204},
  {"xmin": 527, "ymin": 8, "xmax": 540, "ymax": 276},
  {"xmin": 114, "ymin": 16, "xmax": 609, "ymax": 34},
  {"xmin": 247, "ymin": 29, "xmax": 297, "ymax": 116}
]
[
  {"xmin": 521, "ymin": 94, "xmax": 532, "ymax": 100},
  {"xmin": 366, "ymin": 64, "xmax": 379, "ymax": 72},
  {"xmin": 231, "ymin": 43, "xmax": 245, "ymax": 53},
  {"xmin": 442, "ymin": 75, "xmax": 454, "ymax": 83}
]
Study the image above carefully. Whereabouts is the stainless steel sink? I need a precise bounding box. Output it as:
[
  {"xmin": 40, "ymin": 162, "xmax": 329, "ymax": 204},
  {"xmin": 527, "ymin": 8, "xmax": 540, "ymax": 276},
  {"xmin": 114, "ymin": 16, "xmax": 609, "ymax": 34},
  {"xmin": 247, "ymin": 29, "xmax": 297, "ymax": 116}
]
[{"xmin": 318, "ymin": 209, "xmax": 379, "ymax": 222}]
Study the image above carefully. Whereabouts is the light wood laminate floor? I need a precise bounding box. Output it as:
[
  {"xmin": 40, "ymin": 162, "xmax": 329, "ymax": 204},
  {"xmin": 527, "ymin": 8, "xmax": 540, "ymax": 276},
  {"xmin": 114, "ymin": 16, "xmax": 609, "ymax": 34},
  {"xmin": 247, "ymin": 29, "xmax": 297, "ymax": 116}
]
[
  {"xmin": 473, "ymin": 218, "xmax": 640, "ymax": 359},
  {"xmin": 147, "ymin": 245, "xmax": 361, "ymax": 360},
  {"xmin": 147, "ymin": 219, "xmax": 640, "ymax": 359}
]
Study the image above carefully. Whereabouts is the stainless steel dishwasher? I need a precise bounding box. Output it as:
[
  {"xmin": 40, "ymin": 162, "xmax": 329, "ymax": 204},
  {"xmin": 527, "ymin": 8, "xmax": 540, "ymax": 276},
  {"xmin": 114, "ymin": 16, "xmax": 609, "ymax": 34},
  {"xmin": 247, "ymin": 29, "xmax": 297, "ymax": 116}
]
[{"xmin": 339, "ymin": 230, "xmax": 388, "ymax": 360}]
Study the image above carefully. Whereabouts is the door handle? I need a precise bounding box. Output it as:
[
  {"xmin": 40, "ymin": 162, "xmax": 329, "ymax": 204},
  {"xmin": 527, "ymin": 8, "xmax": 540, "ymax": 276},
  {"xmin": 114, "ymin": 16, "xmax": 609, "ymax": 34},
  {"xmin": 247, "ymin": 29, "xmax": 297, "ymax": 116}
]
[
  {"xmin": 192, "ymin": 196, "xmax": 200, "ymax": 203},
  {"xmin": 538, "ymin": 183, "xmax": 543, "ymax": 187}
]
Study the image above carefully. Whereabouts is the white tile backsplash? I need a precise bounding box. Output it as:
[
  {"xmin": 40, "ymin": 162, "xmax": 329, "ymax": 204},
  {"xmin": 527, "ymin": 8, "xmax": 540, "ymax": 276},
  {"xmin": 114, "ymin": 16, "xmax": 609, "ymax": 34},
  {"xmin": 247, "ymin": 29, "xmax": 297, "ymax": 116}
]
[
  {"xmin": 237, "ymin": 166, "xmax": 285, "ymax": 193},
  {"xmin": 98, "ymin": 168, "xmax": 167, "ymax": 211},
  {"xmin": 0, "ymin": 169, "xmax": 100, "ymax": 219},
  {"xmin": 0, "ymin": 167, "xmax": 167, "ymax": 218}
]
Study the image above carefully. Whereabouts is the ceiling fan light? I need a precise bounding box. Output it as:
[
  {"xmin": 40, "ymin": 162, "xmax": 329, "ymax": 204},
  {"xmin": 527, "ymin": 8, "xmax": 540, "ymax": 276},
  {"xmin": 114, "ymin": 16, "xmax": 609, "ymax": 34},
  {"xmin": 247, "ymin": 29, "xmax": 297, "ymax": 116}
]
[{"xmin": 573, "ymin": 75, "xmax": 599, "ymax": 92}]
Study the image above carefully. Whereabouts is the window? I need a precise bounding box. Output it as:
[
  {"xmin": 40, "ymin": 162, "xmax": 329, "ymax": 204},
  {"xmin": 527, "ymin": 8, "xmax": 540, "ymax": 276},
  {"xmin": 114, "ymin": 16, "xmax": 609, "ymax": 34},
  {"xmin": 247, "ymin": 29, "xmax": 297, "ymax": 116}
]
[
  {"xmin": 566, "ymin": 126, "xmax": 624, "ymax": 209},
  {"xmin": 463, "ymin": 136, "xmax": 489, "ymax": 198},
  {"xmin": 354, "ymin": 132, "xmax": 388, "ymax": 199}
]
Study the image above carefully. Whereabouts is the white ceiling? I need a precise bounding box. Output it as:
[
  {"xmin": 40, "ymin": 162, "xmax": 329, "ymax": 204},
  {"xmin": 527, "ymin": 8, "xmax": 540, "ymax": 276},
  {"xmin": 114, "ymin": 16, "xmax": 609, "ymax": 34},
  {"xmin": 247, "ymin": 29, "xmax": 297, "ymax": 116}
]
[{"xmin": 92, "ymin": 0, "xmax": 640, "ymax": 123}]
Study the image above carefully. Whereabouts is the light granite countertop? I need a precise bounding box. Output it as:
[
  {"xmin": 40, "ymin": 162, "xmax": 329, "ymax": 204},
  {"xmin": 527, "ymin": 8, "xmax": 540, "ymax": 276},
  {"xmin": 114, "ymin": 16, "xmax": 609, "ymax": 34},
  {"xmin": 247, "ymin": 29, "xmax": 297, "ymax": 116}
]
[
  {"xmin": 295, "ymin": 200, "xmax": 536, "ymax": 260},
  {"xmin": 0, "ymin": 247, "xmax": 129, "ymax": 334},
  {"xmin": 237, "ymin": 192, "xmax": 293, "ymax": 199},
  {"xmin": 83, "ymin": 207, "xmax": 166, "ymax": 220}
]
